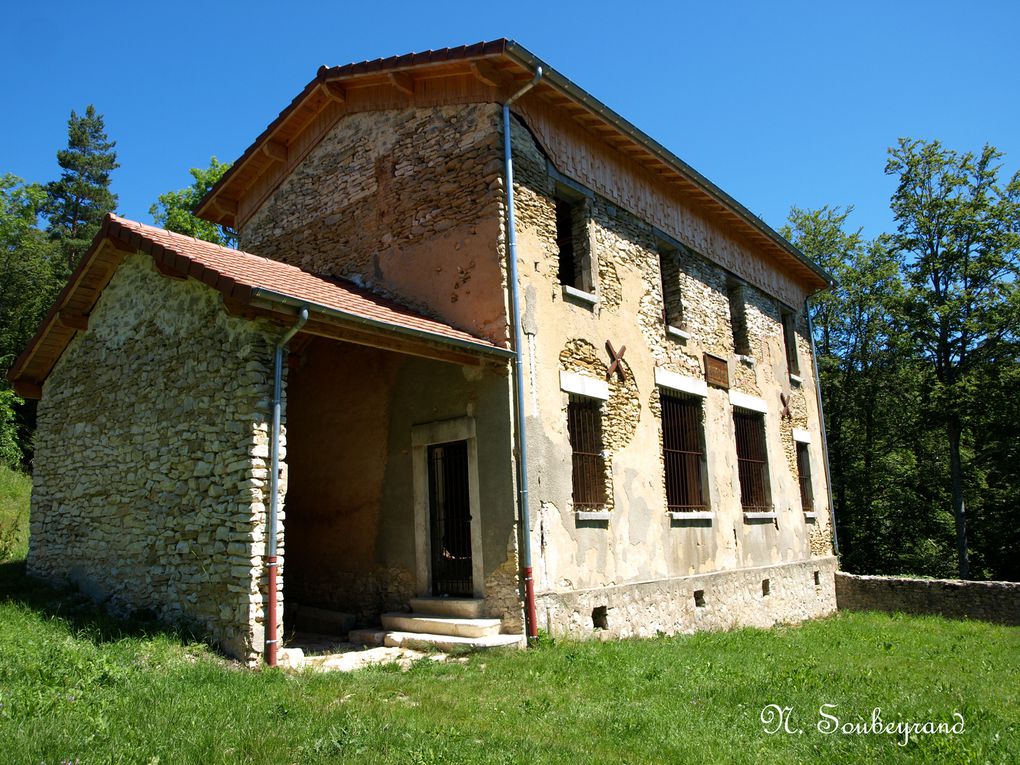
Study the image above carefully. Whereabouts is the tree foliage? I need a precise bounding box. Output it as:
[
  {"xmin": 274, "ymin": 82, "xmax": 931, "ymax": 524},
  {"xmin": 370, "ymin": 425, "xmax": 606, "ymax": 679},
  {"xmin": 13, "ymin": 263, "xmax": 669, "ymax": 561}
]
[
  {"xmin": 45, "ymin": 105, "xmax": 119, "ymax": 274},
  {"xmin": 150, "ymin": 157, "xmax": 236, "ymax": 247},
  {"xmin": 886, "ymin": 139, "xmax": 1020, "ymax": 578},
  {"xmin": 790, "ymin": 140, "xmax": 1019, "ymax": 581}
]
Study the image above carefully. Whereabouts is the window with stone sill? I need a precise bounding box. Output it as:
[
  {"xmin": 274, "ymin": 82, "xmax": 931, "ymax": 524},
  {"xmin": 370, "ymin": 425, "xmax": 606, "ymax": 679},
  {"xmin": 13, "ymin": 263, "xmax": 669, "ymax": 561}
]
[
  {"xmin": 567, "ymin": 394, "xmax": 606, "ymax": 512},
  {"xmin": 727, "ymin": 278, "xmax": 751, "ymax": 357},
  {"xmin": 796, "ymin": 441, "xmax": 814, "ymax": 513},
  {"xmin": 661, "ymin": 390, "xmax": 707, "ymax": 513},
  {"xmin": 555, "ymin": 184, "xmax": 593, "ymax": 294},
  {"xmin": 657, "ymin": 242, "xmax": 685, "ymax": 332},
  {"xmin": 780, "ymin": 308, "xmax": 801, "ymax": 377},
  {"xmin": 733, "ymin": 408, "xmax": 772, "ymax": 512}
]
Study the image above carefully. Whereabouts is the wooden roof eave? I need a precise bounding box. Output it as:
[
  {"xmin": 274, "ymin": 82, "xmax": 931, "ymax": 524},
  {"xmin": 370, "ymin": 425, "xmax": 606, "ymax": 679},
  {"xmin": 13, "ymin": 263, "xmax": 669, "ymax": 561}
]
[{"xmin": 195, "ymin": 39, "xmax": 832, "ymax": 292}]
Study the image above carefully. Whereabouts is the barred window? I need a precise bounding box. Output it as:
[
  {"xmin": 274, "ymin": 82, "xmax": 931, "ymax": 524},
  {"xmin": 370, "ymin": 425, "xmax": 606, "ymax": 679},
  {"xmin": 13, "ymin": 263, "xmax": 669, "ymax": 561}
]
[
  {"xmin": 567, "ymin": 395, "xmax": 606, "ymax": 510},
  {"xmin": 661, "ymin": 392, "xmax": 706, "ymax": 511},
  {"xmin": 733, "ymin": 409, "xmax": 771, "ymax": 511},
  {"xmin": 796, "ymin": 442, "xmax": 814, "ymax": 512}
]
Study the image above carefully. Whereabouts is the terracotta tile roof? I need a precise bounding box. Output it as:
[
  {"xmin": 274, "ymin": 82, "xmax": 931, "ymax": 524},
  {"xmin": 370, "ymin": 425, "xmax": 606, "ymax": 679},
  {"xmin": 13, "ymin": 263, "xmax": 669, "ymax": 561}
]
[{"xmin": 7, "ymin": 214, "xmax": 510, "ymax": 397}]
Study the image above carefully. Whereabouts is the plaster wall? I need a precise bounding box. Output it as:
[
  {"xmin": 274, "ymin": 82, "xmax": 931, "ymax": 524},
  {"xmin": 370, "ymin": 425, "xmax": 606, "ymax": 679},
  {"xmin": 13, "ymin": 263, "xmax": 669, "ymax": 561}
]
[
  {"xmin": 238, "ymin": 104, "xmax": 510, "ymax": 346},
  {"xmin": 27, "ymin": 254, "xmax": 278, "ymax": 663},
  {"xmin": 507, "ymin": 116, "xmax": 834, "ymax": 602}
]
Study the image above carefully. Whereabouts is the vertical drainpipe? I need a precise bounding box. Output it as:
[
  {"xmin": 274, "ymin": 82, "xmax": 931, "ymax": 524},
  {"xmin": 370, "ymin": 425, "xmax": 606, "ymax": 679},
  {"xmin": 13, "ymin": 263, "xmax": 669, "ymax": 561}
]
[
  {"xmin": 805, "ymin": 298, "xmax": 839, "ymax": 558},
  {"xmin": 265, "ymin": 307, "xmax": 309, "ymax": 667},
  {"xmin": 503, "ymin": 66, "xmax": 543, "ymax": 643}
]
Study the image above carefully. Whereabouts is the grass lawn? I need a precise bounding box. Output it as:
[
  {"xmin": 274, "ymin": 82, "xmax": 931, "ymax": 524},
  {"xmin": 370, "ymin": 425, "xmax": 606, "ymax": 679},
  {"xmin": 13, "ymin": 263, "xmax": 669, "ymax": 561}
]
[{"xmin": 1, "ymin": 466, "xmax": 1017, "ymax": 763}]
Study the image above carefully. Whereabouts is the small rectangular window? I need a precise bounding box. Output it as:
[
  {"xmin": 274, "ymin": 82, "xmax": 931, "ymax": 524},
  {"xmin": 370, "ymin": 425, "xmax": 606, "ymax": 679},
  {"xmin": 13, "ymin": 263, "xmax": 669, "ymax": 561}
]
[
  {"xmin": 781, "ymin": 310, "xmax": 800, "ymax": 376},
  {"xmin": 733, "ymin": 408, "xmax": 771, "ymax": 511},
  {"xmin": 657, "ymin": 244, "xmax": 684, "ymax": 328},
  {"xmin": 796, "ymin": 442, "xmax": 813, "ymax": 513},
  {"xmin": 568, "ymin": 395, "xmax": 606, "ymax": 511},
  {"xmin": 727, "ymin": 279, "xmax": 750, "ymax": 356},
  {"xmin": 555, "ymin": 188, "xmax": 589, "ymax": 291},
  {"xmin": 661, "ymin": 391, "xmax": 706, "ymax": 511}
]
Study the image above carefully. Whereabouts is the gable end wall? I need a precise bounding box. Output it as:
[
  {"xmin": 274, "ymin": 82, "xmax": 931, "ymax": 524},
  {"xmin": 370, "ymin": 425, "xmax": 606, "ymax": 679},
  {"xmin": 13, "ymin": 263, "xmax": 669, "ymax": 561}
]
[{"xmin": 28, "ymin": 254, "xmax": 278, "ymax": 663}]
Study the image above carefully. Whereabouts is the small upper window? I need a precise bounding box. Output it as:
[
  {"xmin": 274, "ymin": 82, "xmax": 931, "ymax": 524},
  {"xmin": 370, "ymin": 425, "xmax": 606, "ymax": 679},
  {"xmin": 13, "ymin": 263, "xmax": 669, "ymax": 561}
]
[
  {"xmin": 555, "ymin": 187, "xmax": 590, "ymax": 292},
  {"xmin": 727, "ymin": 278, "xmax": 751, "ymax": 356},
  {"xmin": 657, "ymin": 244, "xmax": 684, "ymax": 329},
  {"xmin": 780, "ymin": 309, "xmax": 800, "ymax": 376}
]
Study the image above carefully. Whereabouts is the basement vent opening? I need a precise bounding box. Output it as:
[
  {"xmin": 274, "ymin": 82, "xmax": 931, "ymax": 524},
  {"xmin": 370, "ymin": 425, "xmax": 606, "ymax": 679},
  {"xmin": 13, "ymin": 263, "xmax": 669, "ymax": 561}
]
[
  {"xmin": 762, "ymin": 579, "xmax": 770, "ymax": 597},
  {"xmin": 813, "ymin": 570, "xmax": 820, "ymax": 586},
  {"xmin": 592, "ymin": 606, "xmax": 609, "ymax": 630},
  {"xmin": 694, "ymin": 590, "xmax": 706, "ymax": 608}
]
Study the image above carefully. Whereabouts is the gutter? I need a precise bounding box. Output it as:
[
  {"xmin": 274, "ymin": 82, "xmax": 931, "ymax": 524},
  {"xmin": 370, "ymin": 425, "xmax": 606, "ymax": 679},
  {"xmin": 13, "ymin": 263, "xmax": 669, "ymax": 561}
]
[
  {"xmin": 502, "ymin": 41, "xmax": 833, "ymax": 287},
  {"xmin": 249, "ymin": 287, "xmax": 515, "ymax": 360},
  {"xmin": 266, "ymin": 307, "xmax": 308, "ymax": 667},
  {"xmin": 503, "ymin": 66, "xmax": 544, "ymax": 644}
]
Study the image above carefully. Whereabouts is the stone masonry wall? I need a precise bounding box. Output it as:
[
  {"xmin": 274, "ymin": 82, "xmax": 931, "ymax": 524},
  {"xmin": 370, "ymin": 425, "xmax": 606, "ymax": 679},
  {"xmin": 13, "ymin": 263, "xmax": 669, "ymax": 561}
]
[
  {"xmin": 835, "ymin": 572, "xmax": 1020, "ymax": 626},
  {"xmin": 538, "ymin": 557, "xmax": 838, "ymax": 639},
  {"xmin": 28, "ymin": 254, "xmax": 278, "ymax": 663}
]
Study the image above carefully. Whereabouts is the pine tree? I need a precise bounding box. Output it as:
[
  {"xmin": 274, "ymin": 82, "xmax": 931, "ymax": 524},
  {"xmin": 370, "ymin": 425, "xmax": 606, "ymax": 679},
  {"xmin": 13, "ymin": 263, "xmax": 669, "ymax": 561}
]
[{"xmin": 45, "ymin": 105, "xmax": 119, "ymax": 274}]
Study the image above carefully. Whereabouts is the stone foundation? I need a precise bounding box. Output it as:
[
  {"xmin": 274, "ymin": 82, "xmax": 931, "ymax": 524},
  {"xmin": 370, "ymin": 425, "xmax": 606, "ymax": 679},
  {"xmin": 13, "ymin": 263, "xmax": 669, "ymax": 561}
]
[
  {"xmin": 835, "ymin": 572, "xmax": 1020, "ymax": 626},
  {"xmin": 537, "ymin": 557, "xmax": 837, "ymax": 639}
]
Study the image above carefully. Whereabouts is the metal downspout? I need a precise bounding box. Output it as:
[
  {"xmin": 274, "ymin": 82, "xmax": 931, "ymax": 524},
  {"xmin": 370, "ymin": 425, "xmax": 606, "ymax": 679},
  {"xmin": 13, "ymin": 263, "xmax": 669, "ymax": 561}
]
[
  {"xmin": 503, "ymin": 66, "xmax": 543, "ymax": 643},
  {"xmin": 806, "ymin": 301, "xmax": 839, "ymax": 558},
  {"xmin": 266, "ymin": 307, "xmax": 308, "ymax": 667}
]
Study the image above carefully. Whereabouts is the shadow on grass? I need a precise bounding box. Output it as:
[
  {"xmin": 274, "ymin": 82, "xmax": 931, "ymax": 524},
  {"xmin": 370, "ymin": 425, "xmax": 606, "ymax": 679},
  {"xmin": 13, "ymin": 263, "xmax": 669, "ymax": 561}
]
[{"xmin": 0, "ymin": 558, "xmax": 204, "ymax": 648}]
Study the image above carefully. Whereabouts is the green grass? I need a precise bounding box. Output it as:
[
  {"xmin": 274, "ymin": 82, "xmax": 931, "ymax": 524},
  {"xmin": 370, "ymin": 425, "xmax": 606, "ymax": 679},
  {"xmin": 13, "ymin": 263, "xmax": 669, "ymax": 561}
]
[
  {"xmin": 0, "ymin": 463, "xmax": 31, "ymax": 561},
  {"xmin": 0, "ymin": 471, "xmax": 1017, "ymax": 764}
]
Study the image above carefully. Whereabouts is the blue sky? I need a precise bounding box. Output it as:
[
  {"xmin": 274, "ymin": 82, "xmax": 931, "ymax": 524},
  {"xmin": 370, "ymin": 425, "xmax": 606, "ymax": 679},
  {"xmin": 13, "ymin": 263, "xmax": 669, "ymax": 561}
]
[{"xmin": 3, "ymin": 1, "xmax": 1017, "ymax": 242}]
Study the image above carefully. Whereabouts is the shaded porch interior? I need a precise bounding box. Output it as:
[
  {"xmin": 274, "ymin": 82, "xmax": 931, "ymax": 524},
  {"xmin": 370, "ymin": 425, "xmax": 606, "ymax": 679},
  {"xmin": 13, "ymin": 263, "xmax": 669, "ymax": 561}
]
[{"xmin": 280, "ymin": 334, "xmax": 518, "ymax": 643}]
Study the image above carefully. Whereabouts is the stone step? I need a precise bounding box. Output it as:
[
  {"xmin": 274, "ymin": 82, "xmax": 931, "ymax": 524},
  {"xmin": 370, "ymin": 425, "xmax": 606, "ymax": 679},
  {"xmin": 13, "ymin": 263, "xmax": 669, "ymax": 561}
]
[
  {"xmin": 378, "ymin": 630, "xmax": 525, "ymax": 652},
  {"xmin": 295, "ymin": 605, "xmax": 356, "ymax": 636},
  {"xmin": 380, "ymin": 612, "xmax": 502, "ymax": 638},
  {"xmin": 409, "ymin": 596, "xmax": 486, "ymax": 618}
]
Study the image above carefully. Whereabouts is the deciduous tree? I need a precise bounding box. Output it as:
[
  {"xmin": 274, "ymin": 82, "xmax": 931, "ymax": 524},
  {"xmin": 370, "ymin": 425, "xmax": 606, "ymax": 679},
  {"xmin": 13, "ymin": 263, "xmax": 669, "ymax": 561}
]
[{"xmin": 150, "ymin": 157, "xmax": 236, "ymax": 247}]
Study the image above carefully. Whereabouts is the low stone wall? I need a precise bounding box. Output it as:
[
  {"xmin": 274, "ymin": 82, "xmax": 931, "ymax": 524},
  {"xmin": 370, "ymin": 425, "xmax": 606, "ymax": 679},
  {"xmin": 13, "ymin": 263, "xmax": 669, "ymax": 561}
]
[
  {"xmin": 536, "ymin": 557, "xmax": 837, "ymax": 639},
  {"xmin": 835, "ymin": 572, "xmax": 1020, "ymax": 626}
]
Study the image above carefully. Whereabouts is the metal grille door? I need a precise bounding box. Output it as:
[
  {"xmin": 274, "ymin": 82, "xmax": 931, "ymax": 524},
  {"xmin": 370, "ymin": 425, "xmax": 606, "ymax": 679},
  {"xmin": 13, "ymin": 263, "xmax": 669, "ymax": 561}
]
[
  {"xmin": 568, "ymin": 396, "xmax": 607, "ymax": 511},
  {"xmin": 734, "ymin": 410, "xmax": 771, "ymax": 511},
  {"xmin": 427, "ymin": 440, "xmax": 473, "ymax": 596},
  {"xmin": 662, "ymin": 393, "xmax": 706, "ymax": 511}
]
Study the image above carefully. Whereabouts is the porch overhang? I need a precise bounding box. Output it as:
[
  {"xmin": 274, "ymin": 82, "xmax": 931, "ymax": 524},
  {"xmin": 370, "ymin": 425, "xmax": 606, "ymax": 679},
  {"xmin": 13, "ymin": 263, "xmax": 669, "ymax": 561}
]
[{"xmin": 6, "ymin": 214, "xmax": 512, "ymax": 398}]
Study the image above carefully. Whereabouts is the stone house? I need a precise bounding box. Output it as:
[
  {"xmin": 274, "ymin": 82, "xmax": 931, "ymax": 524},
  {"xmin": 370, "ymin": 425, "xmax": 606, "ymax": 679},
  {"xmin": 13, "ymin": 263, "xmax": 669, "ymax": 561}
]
[{"xmin": 9, "ymin": 40, "xmax": 838, "ymax": 664}]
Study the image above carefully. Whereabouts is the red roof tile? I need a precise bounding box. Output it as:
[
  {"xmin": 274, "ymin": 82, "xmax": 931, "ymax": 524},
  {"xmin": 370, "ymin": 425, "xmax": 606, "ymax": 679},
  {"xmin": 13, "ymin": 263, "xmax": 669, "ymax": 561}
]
[{"xmin": 7, "ymin": 214, "xmax": 510, "ymax": 397}]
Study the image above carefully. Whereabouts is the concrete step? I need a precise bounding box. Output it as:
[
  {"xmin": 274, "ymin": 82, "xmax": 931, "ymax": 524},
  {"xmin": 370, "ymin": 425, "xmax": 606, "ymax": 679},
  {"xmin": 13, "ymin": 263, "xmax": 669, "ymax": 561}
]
[
  {"xmin": 409, "ymin": 596, "xmax": 486, "ymax": 619},
  {"xmin": 383, "ymin": 631, "xmax": 525, "ymax": 652},
  {"xmin": 380, "ymin": 612, "xmax": 502, "ymax": 638}
]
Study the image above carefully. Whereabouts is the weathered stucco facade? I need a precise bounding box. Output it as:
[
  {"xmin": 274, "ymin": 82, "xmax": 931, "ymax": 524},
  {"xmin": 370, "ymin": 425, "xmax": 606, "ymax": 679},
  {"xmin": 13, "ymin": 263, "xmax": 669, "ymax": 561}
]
[
  {"xmin": 506, "ymin": 112, "xmax": 836, "ymax": 638},
  {"xmin": 15, "ymin": 41, "xmax": 839, "ymax": 662}
]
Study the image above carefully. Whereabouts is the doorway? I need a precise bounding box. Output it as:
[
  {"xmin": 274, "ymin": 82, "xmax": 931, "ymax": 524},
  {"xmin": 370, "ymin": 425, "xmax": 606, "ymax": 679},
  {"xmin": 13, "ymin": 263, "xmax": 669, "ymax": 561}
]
[{"xmin": 427, "ymin": 440, "xmax": 473, "ymax": 596}]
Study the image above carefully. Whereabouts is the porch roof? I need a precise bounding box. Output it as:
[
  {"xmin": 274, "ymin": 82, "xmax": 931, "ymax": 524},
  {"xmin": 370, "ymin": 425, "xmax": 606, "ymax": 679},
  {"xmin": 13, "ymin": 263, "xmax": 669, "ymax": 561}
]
[{"xmin": 7, "ymin": 214, "xmax": 512, "ymax": 398}]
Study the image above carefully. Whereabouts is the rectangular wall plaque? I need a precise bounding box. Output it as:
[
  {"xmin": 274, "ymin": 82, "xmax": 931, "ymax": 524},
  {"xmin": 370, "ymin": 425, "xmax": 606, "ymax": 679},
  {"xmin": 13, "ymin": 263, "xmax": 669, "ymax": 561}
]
[{"xmin": 704, "ymin": 353, "xmax": 730, "ymax": 389}]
